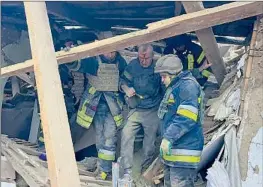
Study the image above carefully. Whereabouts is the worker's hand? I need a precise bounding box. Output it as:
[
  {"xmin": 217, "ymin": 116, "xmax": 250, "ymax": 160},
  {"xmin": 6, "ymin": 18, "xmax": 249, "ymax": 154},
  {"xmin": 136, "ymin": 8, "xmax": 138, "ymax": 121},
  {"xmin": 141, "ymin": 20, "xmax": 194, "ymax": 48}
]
[
  {"xmin": 160, "ymin": 138, "xmax": 172, "ymax": 156},
  {"xmin": 124, "ymin": 87, "xmax": 136, "ymax": 98},
  {"xmin": 199, "ymin": 60, "xmax": 212, "ymax": 72}
]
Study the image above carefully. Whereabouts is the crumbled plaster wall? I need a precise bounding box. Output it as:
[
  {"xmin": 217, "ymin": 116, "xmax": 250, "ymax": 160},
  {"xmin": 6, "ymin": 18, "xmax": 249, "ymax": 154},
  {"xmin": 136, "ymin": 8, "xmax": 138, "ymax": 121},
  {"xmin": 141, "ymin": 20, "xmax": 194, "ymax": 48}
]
[{"xmin": 237, "ymin": 18, "xmax": 263, "ymax": 186}]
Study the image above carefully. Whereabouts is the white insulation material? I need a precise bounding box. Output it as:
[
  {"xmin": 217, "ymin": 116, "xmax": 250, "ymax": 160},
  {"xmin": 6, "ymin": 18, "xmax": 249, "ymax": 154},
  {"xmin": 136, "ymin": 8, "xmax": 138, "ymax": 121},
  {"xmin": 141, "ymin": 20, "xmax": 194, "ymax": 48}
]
[
  {"xmin": 242, "ymin": 127, "xmax": 263, "ymax": 187},
  {"xmin": 206, "ymin": 161, "xmax": 231, "ymax": 187}
]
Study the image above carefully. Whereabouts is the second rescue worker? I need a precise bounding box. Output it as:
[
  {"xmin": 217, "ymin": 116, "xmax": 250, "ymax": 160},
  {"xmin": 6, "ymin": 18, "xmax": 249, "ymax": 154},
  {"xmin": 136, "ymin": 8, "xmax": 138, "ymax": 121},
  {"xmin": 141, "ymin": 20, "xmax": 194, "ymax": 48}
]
[
  {"xmin": 66, "ymin": 47, "xmax": 127, "ymax": 180},
  {"xmin": 164, "ymin": 34, "xmax": 213, "ymax": 87}
]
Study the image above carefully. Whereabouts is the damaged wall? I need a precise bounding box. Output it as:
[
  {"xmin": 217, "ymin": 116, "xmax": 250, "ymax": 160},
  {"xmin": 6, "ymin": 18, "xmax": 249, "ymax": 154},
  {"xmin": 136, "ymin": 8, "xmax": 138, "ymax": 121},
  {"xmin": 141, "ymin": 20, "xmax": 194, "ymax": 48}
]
[{"xmin": 237, "ymin": 18, "xmax": 263, "ymax": 187}]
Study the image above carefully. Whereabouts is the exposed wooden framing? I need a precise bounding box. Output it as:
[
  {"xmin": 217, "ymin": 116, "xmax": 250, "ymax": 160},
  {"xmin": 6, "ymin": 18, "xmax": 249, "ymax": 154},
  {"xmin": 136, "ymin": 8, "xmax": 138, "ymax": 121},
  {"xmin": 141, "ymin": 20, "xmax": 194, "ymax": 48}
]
[
  {"xmin": 182, "ymin": 1, "xmax": 226, "ymax": 85},
  {"xmin": 1, "ymin": 2, "xmax": 263, "ymax": 78},
  {"xmin": 23, "ymin": 2, "xmax": 81, "ymax": 187},
  {"xmin": 239, "ymin": 18, "xmax": 259, "ymax": 116}
]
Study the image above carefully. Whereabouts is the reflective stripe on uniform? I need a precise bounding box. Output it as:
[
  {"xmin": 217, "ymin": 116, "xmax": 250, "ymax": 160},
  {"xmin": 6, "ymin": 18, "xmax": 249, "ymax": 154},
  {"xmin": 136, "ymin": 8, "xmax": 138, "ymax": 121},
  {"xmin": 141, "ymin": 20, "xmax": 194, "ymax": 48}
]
[
  {"xmin": 88, "ymin": 86, "xmax": 96, "ymax": 95},
  {"xmin": 113, "ymin": 114, "xmax": 123, "ymax": 126},
  {"xmin": 177, "ymin": 104, "xmax": 198, "ymax": 122},
  {"xmin": 76, "ymin": 115, "xmax": 93, "ymax": 129},
  {"xmin": 187, "ymin": 54, "xmax": 194, "ymax": 70},
  {"xmin": 168, "ymin": 94, "xmax": 175, "ymax": 104},
  {"xmin": 171, "ymin": 149, "xmax": 202, "ymax": 156},
  {"xmin": 98, "ymin": 149, "xmax": 115, "ymax": 161},
  {"xmin": 163, "ymin": 149, "xmax": 201, "ymax": 163},
  {"xmin": 100, "ymin": 172, "xmax": 107, "ymax": 180},
  {"xmin": 168, "ymin": 98, "xmax": 175, "ymax": 104},
  {"xmin": 202, "ymin": 69, "xmax": 211, "ymax": 78},
  {"xmin": 163, "ymin": 154, "xmax": 201, "ymax": 163},
  {"xmin": 76, "ymin": 100, "xmax": 93, "ymax": 129},
  {"xmin": 197, "ymin": 51, "xmax": 205, "ymax": 64}
]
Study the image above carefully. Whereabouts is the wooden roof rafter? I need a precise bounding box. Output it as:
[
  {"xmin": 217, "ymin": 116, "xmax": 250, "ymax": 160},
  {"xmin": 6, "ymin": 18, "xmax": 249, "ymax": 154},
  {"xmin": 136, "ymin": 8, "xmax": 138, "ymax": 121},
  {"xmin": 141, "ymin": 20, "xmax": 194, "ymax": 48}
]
[{"xmin": 1, "ymin": 1, "xmax": 263, "ymax": 80}]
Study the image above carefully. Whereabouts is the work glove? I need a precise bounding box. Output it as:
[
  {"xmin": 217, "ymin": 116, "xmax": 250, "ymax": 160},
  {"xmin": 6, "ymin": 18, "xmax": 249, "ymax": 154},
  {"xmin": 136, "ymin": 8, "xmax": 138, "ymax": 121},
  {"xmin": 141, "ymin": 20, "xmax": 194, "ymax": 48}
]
[{"xmin": 160, "ymin": 138, "xmax": 172, "ymax": 157}]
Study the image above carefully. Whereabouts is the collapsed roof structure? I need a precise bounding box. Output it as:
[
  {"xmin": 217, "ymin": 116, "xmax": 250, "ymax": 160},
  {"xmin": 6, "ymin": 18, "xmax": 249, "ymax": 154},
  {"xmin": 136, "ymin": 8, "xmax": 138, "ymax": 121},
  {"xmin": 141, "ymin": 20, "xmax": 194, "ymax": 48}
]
[{"xmin": 1, "ymin": 1, "xmax": 263, "ymax": 187}]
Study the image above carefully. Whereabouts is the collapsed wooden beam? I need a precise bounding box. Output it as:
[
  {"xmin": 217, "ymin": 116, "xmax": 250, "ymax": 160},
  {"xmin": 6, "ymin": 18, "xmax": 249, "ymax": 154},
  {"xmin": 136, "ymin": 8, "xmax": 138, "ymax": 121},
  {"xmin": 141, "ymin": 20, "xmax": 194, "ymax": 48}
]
[
  {"xmin": 24, "ymin": 2, "xmax": 81, "ymax": 187},
  {"xmin": 182, "ymin": 1, "xmax": 226, "ymax": 85},
  {"xmin": 1, "ymin": 1, "xmax": 263, "ymax": 77}
]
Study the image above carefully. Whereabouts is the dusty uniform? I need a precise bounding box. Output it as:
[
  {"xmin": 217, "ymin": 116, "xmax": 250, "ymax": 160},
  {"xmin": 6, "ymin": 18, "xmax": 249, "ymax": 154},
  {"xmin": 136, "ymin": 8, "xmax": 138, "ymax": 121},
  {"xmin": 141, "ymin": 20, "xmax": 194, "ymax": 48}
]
[
  {"xmin": 120, "ymin": 58, "xmax": 163, "ymax": 173},
  {"xmin": 68, "ymin": 53, "xmax": 127, "ymax": 173},
  {"xmin": 158, "ymin": 71, "xmax": 204, "ymax": 187}
]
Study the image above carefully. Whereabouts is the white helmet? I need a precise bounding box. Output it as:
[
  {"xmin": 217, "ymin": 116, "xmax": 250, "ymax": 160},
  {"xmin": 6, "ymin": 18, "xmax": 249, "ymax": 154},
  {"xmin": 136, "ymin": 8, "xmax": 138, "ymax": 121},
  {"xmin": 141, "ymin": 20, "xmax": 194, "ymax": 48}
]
[{"xmin": 154, "ymin": 54, "xmax": 183, "ymax": 75}]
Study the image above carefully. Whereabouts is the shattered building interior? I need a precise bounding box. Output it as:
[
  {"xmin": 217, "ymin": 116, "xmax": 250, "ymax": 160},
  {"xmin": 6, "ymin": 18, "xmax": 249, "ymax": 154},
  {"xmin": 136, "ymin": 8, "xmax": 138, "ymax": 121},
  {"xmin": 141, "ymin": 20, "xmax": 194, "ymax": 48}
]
[{"xmin": 1, "ymin": 1, "xmax": 263, "ymax": 187}]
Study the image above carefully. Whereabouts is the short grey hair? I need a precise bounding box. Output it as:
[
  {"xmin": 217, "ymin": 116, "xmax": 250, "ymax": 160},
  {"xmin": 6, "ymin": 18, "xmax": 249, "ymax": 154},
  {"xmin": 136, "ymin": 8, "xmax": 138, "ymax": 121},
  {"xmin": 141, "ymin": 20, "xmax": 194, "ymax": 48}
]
[{"xmin": 138, "ymin": 44, "xmax": 154, "ymax": 56}]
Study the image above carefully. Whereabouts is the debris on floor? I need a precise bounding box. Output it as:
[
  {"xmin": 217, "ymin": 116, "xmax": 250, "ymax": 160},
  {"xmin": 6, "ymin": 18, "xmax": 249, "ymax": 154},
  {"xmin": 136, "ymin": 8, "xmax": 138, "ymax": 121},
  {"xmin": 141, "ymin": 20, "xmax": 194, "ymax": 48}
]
[{"xmin": 1, "ymin": 136, "xmax": 112, "ymax": 187}]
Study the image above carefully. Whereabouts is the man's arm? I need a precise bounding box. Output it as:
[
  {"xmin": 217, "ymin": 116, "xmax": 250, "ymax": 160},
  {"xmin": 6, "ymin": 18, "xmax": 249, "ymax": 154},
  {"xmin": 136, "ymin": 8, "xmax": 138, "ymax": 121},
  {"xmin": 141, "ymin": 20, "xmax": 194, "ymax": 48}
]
[
  {"xmin": 163, "ymin": 81, "xmax": 200, "ymax": 144},
  {"xmin": 119, "ymin": 61, "xmax": 136, "ymax": 97}
]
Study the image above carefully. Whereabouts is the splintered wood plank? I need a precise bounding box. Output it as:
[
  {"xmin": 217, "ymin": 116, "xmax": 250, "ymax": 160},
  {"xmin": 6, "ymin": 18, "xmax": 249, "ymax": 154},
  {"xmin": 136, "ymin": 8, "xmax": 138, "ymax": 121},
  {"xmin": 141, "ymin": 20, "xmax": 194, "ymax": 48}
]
[
  {"xmin": 1, "ymin": 2, "xmax": 263, "ymax": 78},
  {"xmin": 182, "ymin": 1, "xmax": 226, "ymax": 85},
  {"xmin": 23, "ymin": 2, "xmax": 81, "ymax": 187}
]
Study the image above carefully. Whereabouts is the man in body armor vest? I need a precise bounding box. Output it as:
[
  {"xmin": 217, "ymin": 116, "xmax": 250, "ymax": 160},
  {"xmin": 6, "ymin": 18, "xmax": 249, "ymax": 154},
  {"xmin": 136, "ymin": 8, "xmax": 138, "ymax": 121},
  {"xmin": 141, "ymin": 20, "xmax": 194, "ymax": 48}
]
[
  {"xmin": 163, "ymin": 34, "xmax": 213, "ymax": 87},
  {"xmin": 66, "ymin": 47, "xmax": 127, "ymax": 180},
  {"xmin": 120, "ymin": 44, "xmax": 163, "ymax": 178},
  {"xmin": 154, "ymin": 55, "xmax": 205, "ymax": 187}
]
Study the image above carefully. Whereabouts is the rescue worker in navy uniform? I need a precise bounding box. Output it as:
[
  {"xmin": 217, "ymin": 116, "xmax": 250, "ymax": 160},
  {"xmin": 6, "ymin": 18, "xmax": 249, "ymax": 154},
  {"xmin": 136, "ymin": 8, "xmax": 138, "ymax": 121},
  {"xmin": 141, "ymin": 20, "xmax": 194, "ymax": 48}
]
[
  {"xmin": 154, "ymin": 54, "xmax": 205, "ymax": 187},
  {"xmin": 66, "ymin": 48, "xmax": 127, "ymax": 180},
  {"xmin": 120, "ymin": 44, "xmax": 163, "ymax": 178},
  {"xmin": 163, "ymin": 34, "xmax": 213, "ymax": 87}
]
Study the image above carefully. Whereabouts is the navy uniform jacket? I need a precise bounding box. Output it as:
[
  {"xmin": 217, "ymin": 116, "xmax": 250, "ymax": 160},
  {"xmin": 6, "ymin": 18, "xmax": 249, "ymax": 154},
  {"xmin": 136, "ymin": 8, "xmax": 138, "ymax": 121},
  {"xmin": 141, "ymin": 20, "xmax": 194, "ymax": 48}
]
[
  {"xmin": 158, "ymin": 71, "xmax": 204, "ymax": 168},
  {"xmin": 121, "ymin": 58, "xmax": 163, "ymax": 109}
]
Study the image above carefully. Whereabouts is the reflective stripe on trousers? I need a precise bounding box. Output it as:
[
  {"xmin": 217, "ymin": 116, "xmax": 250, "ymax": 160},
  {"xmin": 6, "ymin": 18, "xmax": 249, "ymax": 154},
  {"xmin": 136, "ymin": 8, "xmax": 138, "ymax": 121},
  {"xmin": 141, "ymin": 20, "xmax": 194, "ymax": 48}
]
[
  {"xmin": 76, "ymin": 86, "xmax": 96, "ymax": 129},
  {"xmin": 76, "ymin": 99, "xmax": 93, "ymax": 129},
  {"xmin": 162, "ymin": 149, "xmax": 201, "ymax": 163},
  {"xmin": 113, "ymin": 114, "xmax": 123, "ymax": 127},
  {"xmin": 98, "ymin": 149, "xmax": 116, "ymax": 161}
]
